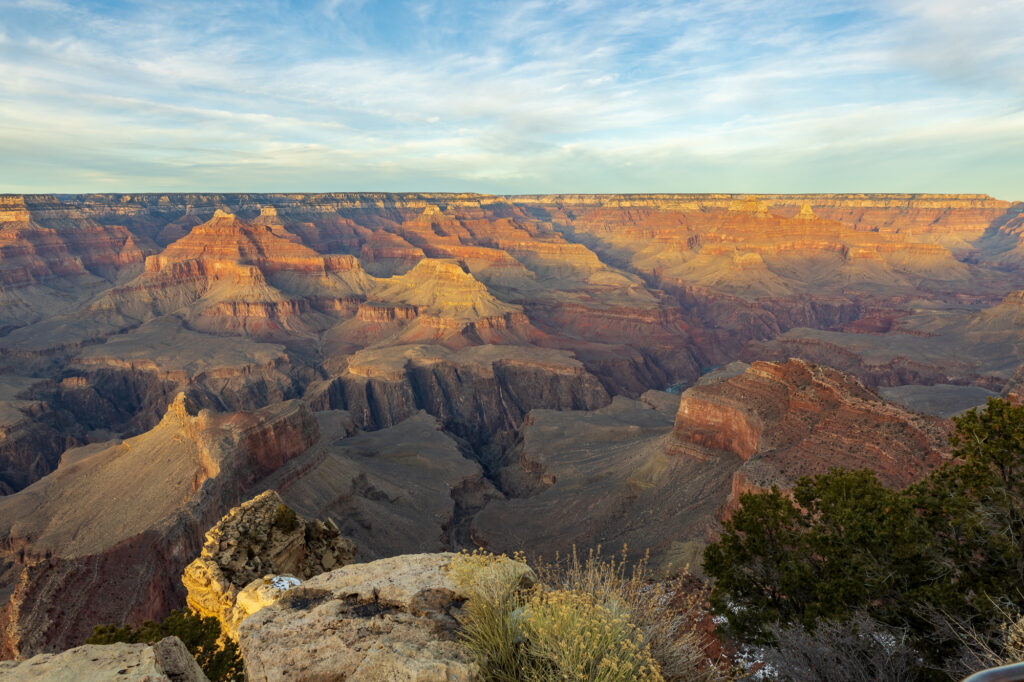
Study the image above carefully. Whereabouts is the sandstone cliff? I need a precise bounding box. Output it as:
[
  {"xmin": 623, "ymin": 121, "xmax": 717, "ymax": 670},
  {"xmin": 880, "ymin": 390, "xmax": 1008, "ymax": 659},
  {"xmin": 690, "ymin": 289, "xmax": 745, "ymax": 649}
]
[
  {"xmin": 309, "ymin": 344, "xmax": 610, "ymax": 443},
  {"xmin": 669, "ymin": 359, "xmax": 950, "ymax": 516}
]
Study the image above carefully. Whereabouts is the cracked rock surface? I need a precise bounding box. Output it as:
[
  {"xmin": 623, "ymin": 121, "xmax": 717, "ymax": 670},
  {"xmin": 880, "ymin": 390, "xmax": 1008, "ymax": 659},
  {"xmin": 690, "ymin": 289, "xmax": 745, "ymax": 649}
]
[
  {"xmin": 0, "ymin": 636, "xmax": 206, "ymax": 681},
  {"xmin": 238, "ymin": 552, "xmax": 532, "ymax": 681}
]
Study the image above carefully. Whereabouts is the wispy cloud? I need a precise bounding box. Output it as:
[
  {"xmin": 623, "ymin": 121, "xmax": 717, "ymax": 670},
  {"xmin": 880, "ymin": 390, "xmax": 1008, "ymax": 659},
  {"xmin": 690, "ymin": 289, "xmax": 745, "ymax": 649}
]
[{"xmin": 0, "ymin": 0, "xmax": 1021, "ymax": 197}]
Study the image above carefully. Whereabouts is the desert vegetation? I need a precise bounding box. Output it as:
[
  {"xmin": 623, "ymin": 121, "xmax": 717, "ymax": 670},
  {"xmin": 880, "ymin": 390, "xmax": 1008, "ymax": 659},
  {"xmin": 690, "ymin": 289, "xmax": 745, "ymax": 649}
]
[
  {"xmin": 448, "ymin": 547, "xmax": 738, "ymax": 681},
  {"xmin": 704, "ymin": 397, "xmax": 1024, "ymax": 681}
]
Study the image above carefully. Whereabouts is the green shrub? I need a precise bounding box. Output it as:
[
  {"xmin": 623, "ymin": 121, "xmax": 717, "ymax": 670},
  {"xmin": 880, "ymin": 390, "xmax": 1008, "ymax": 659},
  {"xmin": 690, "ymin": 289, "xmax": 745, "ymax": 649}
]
[
  {"xmin": 448, "ymin": 549, "xmax": 735, "ymax": 681},
  {"xmin": 87, "ymin": 609, "xmax": 244, "ymax": 682},
  {"xmin": 274, "ymin": 503, "xmax": 298, "ymax": 533},
  {"xmin": 520, "ymin": 587, "xmax": 662, "ymax": 681},
  {"xmin": 536, "ymin": 546, "xmax": 738, "ymax": 682},
  {"xmin": 703, "ymin": 397, "xmax": 1024, "ymax": 679}
]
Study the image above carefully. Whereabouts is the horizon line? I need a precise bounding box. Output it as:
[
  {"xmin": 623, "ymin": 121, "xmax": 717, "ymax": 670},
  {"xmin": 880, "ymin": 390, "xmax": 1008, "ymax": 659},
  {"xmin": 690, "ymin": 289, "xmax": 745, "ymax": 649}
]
[{"xmin": 2, "ymin": 191, "xmax": 1018, "ymax": 202}]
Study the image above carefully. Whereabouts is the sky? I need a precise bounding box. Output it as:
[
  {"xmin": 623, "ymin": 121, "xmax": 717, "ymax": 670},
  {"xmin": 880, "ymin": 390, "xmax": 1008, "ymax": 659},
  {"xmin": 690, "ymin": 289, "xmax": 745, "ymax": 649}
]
[{"xmin": 0, "ymin": 0, "xmax": 1022, "ymax": 197}]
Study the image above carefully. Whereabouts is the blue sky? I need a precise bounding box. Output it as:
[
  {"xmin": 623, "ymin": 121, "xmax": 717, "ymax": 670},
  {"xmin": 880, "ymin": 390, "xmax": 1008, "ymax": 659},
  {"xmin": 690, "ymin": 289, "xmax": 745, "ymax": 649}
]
[{"xmin": 0, "ymin": 0, "xmax": 1022, "ymax": 197}]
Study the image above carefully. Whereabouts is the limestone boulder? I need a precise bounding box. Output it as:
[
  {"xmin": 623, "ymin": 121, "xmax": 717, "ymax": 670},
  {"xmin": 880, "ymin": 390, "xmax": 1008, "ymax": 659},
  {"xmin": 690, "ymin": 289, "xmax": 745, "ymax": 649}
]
[
  {"xmin": 235, "ymin": 575, "xmax": 302, "ymax": 618},
  {"xmin": 237, "ymin": 552, "xmax": 533, "ymax": 681},
  {"xmin": 0, "ymin": 636, "xmax": 207, "ymax": 681},
  {"xmin": 182, "ymin": 490, "xmax": 355, "ymax": 639}
]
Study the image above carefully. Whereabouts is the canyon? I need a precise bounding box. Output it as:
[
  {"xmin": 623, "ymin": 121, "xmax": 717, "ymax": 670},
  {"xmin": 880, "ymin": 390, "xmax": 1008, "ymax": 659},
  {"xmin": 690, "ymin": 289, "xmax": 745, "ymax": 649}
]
[{"xmin": 0, "ymin": 192, "xmax": 1021, "ymax": 657}]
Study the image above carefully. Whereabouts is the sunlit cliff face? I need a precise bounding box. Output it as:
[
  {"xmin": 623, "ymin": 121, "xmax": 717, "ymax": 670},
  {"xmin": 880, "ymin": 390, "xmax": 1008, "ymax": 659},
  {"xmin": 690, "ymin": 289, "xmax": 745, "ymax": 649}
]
[{"xmin": 0, "ymin": 192, "xmax": 1020, "ymax": 403}]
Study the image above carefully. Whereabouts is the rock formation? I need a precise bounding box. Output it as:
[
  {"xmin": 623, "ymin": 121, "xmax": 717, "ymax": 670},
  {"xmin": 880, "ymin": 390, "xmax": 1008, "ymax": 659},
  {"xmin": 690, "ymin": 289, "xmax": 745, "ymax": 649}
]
[
  {"xmin": 309, "ymin": 344, "xmax": 610, "ymax": 441},
  {"xmin": 182, "ymin": 490, "xmax": 355, "ymax": 639},
  {"xmin": 669, "ymin": 359, "xmax": 950, "ymax": 515},
  {"xmin": 0, "ymin": 636, "xmax": 206, "ymax": 681},
  {"xmin": 268, "ymin": 410, "xmax": 487, "ymax": 560},
  {"xmin": 1004, "ymin": 365, "xmax": 1024, "ymax": 405},
  {"xmin": 473, "ymin": 393, "xmax": 726, "ymax": 571}
]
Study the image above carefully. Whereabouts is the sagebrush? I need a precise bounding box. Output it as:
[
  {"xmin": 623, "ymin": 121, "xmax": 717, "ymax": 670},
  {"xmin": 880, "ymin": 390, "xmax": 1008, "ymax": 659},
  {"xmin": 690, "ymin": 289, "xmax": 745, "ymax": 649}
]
[{"xmin": 448, "ymin": 547, "xmax": 737, "ymax": 681}]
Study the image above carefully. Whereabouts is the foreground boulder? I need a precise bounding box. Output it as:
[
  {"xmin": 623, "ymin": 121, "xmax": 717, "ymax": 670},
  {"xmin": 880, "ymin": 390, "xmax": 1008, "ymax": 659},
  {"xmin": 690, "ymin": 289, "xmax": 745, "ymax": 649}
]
[
  {"xmin": 182, "ymin": 490, "xmax": 356, "ymax": 639},
  {"xmin": 238, "ymin": 552, "xmax": 532, "ymax": 681},
  {"xmin": 0, "ymin": 636, "xmax": 206, "ymax": 681}
]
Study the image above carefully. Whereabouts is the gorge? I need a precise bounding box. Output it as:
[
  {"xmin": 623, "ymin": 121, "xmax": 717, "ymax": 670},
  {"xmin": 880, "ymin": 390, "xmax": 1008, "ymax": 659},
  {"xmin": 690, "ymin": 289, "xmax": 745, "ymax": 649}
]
[{"xmin": 0, "ymin": 192, "xmax": 1022, "ymax": 658}]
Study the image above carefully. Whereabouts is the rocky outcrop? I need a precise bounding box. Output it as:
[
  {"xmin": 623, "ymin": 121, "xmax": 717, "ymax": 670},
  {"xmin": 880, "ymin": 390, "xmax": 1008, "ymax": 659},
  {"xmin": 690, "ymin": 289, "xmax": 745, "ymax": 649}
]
[
  {"xmin": 472, "ymin": 394, "xmax": 732, "ymax": 569},
  {"xmin": 237, "ymin": 552, "xmax": 533, "ymax": 681},
  {"xmin": 0, "ymin": 636, "xmax": 206, "ymax": 681},
  {"xmin": 0, "ymin": 395, "xmax": 321, "ymax": 658},
  {"xmin": 373, "ymin": 258, "xmax": 520, "ymax": 320},
  {"xmin": 669, "ymin": 359, "xmax": 950, "ymax": 514},
  {"xmin": 182, "ymin": 490, "xmax": 355, "ymax": 638},
  {"xmin": 475, "ymin": 361, "xmax": 953, "ymax": 569}
]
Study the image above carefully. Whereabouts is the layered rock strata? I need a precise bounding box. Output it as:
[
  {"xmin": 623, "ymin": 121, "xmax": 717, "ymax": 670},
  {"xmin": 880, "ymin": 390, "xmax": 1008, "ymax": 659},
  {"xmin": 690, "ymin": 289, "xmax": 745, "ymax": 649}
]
[
  {"xmin": 309, "ymin": 344, "xmax": 610, "ymax": 442},
  {"xmin": 476, "ymin": 360, "xmax": 951, "ymax": 569},
  {"xmin": 269, "ymin": 411, "xmax": 489, "ymax": 561},
  {"xmin": 473, "ymin": 393, "xmax": 728, "ymax": 571},
  {"xmin": 669, "ymin": 359, "xmax": 950, "ymax": 515}
]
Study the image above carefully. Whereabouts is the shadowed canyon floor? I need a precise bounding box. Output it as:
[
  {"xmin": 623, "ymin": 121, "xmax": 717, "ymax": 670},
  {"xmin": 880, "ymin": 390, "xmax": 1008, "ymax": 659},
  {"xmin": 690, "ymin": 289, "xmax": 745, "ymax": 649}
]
[{"xmin": 0, "ymin": 192, "xmax": 1021, "ymax": 656}]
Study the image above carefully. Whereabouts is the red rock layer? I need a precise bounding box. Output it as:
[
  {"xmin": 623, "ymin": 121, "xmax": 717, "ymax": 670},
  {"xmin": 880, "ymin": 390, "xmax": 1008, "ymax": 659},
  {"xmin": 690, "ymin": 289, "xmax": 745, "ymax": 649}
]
[{"xmin": 668, "ymin": 359, "xmax": 950, "ymax": 516}]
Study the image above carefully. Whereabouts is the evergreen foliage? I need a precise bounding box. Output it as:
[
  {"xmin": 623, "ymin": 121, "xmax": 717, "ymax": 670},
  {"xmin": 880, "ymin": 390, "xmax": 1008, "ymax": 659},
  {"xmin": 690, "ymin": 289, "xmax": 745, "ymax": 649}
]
[
  {"xmin": 703, "ymin": 397, "xmax": 1024, "ymax": 679},
  {"xmin": 87, "ymin": 608, "xmax": 244, "ymax": 682}
]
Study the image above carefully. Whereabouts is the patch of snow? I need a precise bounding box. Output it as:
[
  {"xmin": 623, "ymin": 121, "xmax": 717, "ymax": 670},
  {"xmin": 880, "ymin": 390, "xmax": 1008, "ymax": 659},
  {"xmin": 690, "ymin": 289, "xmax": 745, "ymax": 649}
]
[{"xmin": 270, "ymin": 576, "xmax": 301, "ymax": 590}]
